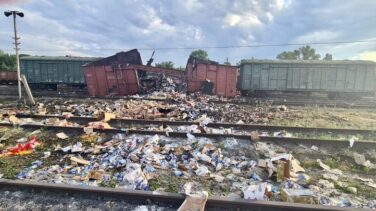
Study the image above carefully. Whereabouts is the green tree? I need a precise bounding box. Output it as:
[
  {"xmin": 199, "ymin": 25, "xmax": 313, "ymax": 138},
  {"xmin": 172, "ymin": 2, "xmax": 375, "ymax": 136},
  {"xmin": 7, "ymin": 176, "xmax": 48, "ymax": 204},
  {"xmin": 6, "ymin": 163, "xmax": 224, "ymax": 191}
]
[
  {"xmin": 276, "ymin": 50, "xmax": 300, "ymax": 60},
  {"xmin": 300, "ymin": 45, "xmax": 320, "ymax": 60},
  {"xmin": 276, "ymin": 45, "xmax": 324, "ymax": 60},
  {"xmin": 155, "ymin": 61, "xmax": 175, "ymax": 69},
  {"xmin": 323, "ymin": 53, "xmax": 333, "ymax": 61},
  {"xmin": 0, "ymin": 51, "xmax": 16, "ymax": 71},
  {"xmin": 189, "ymin": 49, "xmax": 209, "ymax": 60}
]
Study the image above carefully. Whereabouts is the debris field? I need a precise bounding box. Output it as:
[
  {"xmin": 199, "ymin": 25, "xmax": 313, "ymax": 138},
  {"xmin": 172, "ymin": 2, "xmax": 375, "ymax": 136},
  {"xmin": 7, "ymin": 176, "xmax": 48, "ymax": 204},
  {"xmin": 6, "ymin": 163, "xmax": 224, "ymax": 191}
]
[{"xmin": 1, "ymin": 92, "xmax": 376, "ymax": 209}]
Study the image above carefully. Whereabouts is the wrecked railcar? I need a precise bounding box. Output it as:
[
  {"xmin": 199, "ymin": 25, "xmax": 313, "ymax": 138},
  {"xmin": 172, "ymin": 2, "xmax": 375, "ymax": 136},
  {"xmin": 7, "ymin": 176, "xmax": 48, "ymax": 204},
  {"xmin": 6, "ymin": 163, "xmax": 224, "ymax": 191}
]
[
  {"xmin": 83, "ymin": 50, "xmax": 142, "ymax": 97},
  {"xmin": 83, "ymin": 50, "xmax": 185, "ymax": 97},
  {"xmin": 186, "ymin": 57, "xmax": 238, "ymax": 98}
]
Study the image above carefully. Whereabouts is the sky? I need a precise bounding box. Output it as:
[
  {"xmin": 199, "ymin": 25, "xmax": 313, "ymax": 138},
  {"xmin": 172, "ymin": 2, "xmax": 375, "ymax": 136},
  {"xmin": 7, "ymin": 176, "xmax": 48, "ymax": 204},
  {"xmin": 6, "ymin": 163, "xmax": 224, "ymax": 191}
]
[{"xmin": 1, "ymin": 0, "xmax": 376, "ymax": 66}]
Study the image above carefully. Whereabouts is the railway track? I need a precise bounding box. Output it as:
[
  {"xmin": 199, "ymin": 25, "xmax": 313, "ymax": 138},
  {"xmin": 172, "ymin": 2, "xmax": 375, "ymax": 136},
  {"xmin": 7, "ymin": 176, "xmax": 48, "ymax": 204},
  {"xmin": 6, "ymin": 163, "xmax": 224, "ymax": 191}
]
[
  {"xmin": 1, "ymin": 85, "xmax": 376, "ymax": 108},
  {"xmin": 0, "ymin": 179, "xmax": 356, "ymax": 211},
  {"xmin": 13, "ymin": 113, "xmax": 376, "ymax": 136},
  {"xmin": 0, "ymin": 120, "xmax": 374, "ymax": 151}
]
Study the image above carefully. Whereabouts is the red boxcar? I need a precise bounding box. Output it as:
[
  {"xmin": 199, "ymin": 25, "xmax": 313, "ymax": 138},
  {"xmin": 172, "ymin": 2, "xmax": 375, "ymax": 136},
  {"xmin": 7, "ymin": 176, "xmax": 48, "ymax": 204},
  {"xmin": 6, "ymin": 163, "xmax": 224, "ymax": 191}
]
[
  {"xmin": 186, "ymin": 57, "xmax": 238, "ymax": 97},
  {"xmin": 83, "ymin": 64, "xmax": 139, "ymax": 97},
  {"xmin": 0, "ymin": 71, "xmax": 17, "ymax": 83}
]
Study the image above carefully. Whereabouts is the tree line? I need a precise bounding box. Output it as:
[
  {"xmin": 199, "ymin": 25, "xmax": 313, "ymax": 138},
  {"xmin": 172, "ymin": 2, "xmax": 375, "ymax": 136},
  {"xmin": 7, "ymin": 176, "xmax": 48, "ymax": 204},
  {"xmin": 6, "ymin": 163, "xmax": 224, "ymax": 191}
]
[{"xmin": 0, "ymin": 46, "xmax": 333, "ymax": 72}]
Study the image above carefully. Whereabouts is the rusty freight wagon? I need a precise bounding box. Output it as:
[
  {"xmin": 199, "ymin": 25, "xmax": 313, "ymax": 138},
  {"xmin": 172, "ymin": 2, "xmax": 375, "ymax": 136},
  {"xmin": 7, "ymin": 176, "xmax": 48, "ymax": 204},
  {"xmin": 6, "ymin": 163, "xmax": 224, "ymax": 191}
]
[
  {"xmin": 238, "ymin": 60, "xmax": 376, "ymax": 98},
  {"xmin": 83, "ymin": 50, "xmax": 142, "ymax": 97},
  {"xmin": 186, "ymin": 57, "xmax": 238, "ymax": 98},
  {"xmin": 83, "ymin": 49, "xmax": 185, "ymax": 97},
  {"xmin": 0, "ymin": 71, "xmax": 17, "ymax": 84}
]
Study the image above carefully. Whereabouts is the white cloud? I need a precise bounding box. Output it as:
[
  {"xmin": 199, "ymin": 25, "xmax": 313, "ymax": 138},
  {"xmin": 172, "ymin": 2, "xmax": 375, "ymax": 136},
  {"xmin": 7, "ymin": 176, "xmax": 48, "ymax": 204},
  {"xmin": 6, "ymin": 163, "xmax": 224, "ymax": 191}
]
[
  {"xmin": 224, "ymin": 13, "xmax": 262, "ymax": 27},
  {"xmin": 273, "ymin": 0, "xmax": 292, "ymax": 10},
  {"xmin": 354, "ymin": 51, "xmax": 376, "ymax": 61},
  {"xmin": 1, "ymin": 0, "xmax": 376, "ymax": 66},
  {"xmin": 295, "ymin": 30, "xmax": 341, "ymax": 43}
]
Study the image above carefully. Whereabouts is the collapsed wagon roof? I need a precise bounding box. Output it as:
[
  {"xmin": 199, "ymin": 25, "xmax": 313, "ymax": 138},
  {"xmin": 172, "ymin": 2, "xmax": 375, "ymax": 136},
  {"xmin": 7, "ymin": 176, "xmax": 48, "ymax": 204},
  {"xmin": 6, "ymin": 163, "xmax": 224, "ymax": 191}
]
[{"xmin": 85, "ymin": 49, "xmax": 142, "ymax": 66}]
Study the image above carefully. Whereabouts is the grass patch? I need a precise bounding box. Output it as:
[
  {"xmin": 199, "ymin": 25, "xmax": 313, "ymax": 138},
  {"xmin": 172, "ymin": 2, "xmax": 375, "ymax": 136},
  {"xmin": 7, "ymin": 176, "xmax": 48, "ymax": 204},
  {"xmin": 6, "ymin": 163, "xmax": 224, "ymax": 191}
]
[
  {"xmin": 323, "ymin": 158, "xmax": 341, "ymax": 169},
  {"xmin": 99, "ymin": 178, "xmax": 116, "ymax": 188},
  {"xmin": 300, "ymin": 160, "xmax": 320, "ymax": 169}
]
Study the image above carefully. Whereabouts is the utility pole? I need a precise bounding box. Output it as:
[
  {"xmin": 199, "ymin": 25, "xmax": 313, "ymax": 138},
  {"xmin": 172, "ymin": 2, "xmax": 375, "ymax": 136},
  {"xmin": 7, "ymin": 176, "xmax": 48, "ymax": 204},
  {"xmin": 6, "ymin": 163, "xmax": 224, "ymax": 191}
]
[{"xmin": 4, "ymin": 11, "xmax": 24, "ymax": 100}]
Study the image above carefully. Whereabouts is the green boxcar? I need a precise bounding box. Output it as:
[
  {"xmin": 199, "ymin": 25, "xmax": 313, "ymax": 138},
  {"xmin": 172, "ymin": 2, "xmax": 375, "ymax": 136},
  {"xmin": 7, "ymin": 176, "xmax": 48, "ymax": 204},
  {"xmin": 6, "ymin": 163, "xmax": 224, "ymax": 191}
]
[
  {"xmin": 20, "ymin": 56, "xmax": 98, "ymax": 85},
  {"xmin": 238, "ymin": 60, "xmax": 376, "ymax": 95}
]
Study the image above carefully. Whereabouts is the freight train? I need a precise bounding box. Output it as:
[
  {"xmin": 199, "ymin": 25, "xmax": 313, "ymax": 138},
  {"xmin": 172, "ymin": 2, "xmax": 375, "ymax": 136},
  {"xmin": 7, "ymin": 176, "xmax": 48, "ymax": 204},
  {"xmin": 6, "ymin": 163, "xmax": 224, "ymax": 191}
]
[
  {"xmin": 1, "ymin": 50, "xmax": 375, "ymax": 98},
  {"xmin": 238, "ymin": 60, "xmax": 376, "ymax": 98},
  {"xmin": 19, "ymin": 56, "xmax": 98, "ymax": 89}
]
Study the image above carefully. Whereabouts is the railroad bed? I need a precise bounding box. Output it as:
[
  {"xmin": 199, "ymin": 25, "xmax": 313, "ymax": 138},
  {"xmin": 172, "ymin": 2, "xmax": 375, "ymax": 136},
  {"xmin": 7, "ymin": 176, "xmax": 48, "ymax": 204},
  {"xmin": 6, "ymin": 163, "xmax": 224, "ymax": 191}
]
[
  {"xmin": 1, "ymin": 85, "xmax": 376, "ymax": 108},
  {"xmin": 0, "ymin": 179, "xmax": 355, "ymax": 211},
  {"xmin": 1, "ymin": 114, "xmax": 376, "ymax": 151}
]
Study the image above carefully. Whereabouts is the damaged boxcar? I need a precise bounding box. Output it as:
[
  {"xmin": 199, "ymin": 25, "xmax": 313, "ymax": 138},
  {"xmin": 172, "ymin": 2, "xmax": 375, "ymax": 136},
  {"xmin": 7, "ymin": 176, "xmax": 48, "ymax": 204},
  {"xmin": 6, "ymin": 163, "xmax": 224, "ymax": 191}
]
[
  {"xmin": 83, "ymin": 49, "xmax": 185, "ymax": 97},
  {"xmin": 186, "ymin": 56, "xmax": 238, "ymax": 98}
]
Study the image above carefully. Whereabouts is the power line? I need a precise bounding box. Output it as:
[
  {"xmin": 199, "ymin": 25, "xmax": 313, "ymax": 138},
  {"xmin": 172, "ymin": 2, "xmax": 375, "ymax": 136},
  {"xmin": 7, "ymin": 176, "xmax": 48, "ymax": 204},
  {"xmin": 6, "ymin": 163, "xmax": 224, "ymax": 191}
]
[{"xmin": 4, "ymin": 39, "xmax": 376, "ymax": 52}]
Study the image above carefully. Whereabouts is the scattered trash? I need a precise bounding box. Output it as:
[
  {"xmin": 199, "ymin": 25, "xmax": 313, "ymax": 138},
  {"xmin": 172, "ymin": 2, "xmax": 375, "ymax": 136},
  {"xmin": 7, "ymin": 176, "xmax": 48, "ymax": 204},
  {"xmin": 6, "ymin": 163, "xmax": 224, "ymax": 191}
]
[
  {"xmin": 70, "ymin": 156, "xmax": 90, "ymax": 165},
  {"xmin": 0, "ymin": 137, "xmax": 40, "ymax": 157},
  {"xmin": 42, "ymin": 151, "xmax": 51, "ymax": 158},
  {"xmin": 348, "ymin": 136, "xmax": 358, "ymax": 148},
  {"xmin": 280, "ymin": 188, "xmax": 318, "ymax": 204},
  {"xmin": 250, "ymin": 131, "xmax": 260, "ymax": 142},
  {"xmin": 310, "ymin": 145, "xmax": 319, "ymax": 151},
  {"xmin": 56, "ymin": 132, "xmax": 68, "ymax": 140},
  {"xmin": 178, "ymin": 191, "xmax": 208, "ymax": 211},
  {"xmin": 273, "ymin": 130, "xmax": 292, "ymax": 137},
  {"xmin": 243, "ymin": 183, "xmax": 267, "ymax": 200}
]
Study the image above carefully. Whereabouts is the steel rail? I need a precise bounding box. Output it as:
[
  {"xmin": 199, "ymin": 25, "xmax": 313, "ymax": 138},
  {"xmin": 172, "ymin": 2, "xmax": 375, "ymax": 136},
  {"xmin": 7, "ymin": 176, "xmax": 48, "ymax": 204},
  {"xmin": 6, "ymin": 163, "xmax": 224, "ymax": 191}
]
[
  {"xmin": 14, "ymin": 113, "xmax": 376, "ymax": 136},
  {"xmin": 0, "ymin": 122, "xmax": 373, "ymax": 150},
  {"xmin": 0, "ymin": 179, "xmax": 356, "ymax": 211}
]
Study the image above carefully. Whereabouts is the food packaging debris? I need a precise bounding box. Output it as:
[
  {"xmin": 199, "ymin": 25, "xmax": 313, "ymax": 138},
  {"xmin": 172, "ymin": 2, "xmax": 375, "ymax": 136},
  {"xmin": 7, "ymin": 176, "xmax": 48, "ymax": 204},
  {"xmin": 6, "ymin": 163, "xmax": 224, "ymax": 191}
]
[
  {"xmin": 83, "ymin": 127, "xmax": 94, "ymax": 134},
  {"xmin": 318, "ymin": 179, "xmax": 335, "ymax": 189},
  {"xmin": 177, "ymin": 191, "xmax": 208, "ymax": 211},
  {"xmin": 195, "ymin": 165, "xmax": 209, "ymax": 176},
  {"xmin": 322, "ymin": 173, "xmax": 338, "ymax": 181},
  {"xmin": 104, "ymin": 112, "xmax": 116, "ymax": 122},
  {"xmin": 212, "ymin": 174, "xmax": 225, "ymax": 182},
  {"xmin": 258, "ymin": 159, "xmax": 268, "ymax": 168},
  {"xmin": 273, "ymin": 130, "xmax": 292, "ymax": 137},
  {"xmin": 196, "ymin": 115, "xmax": 212, "ymax": 127},
  {"xmin": 56, "ymin": 132, "xmax": 68, "ymax": 140},
  {"xmin": 280, "ymin": 188, "xmax": 318, "ymax": 204},
  {"xmin": 71, "ymin": 142, "xmax": 83, "ymax": 152},
  {"xmin": 347, "ymin": 187, "xmax": 357, "ymax": 194},
  {"xmin": 0, "ymin": 136, "xmax": 40, "ymax": 157},
  {"xmin": 317, "ymin": 159, "xmax": 331, "ymax": 171},
  {"xmin": 223, "ymin": 138, "xmax": 238, "ymax": 149},
  {"xmin": 70, "ymin": 156, "xmax": 90, "ymax": 165},
  {"xmin": 353, "ymin": 153, "xmax": 367, "ymax": 166},
  {"xmin": 88, "ymin": 121, "xmax": 112, "ymax": 129},
  {"xmin": 349, "ymin": 136, "xmax": 358, "ymax": 148},
  {"xmin": 277, "ymin": 160, "xmax": 290, "ymax": 182},
  {"xmin": 311, "ymin": 145, "xmax": 319, "ymax": 151},
  {"xmin": 16, "ymin": 137, "xmax": 27, "ymax": 143},
  {"xmin": 187, "ymin": 133, "xmax": 195, "ymax": 140},
  {"xmin": 9, "ymin": 115, "xmax": 20, "ymax": 124},
  {"xmin": 243, "ymin": 183, "xmax": 267, "ymax": 200},
  {"xmin": 250, "ymin": 131, "xmax": 260, "ymax": 142},
  {"xmin": 42, "ymin": 151, "xmax": 51, "ymax": 158},
  {"xmin": 62, "ymin": 145, "xmax": 72, "ymax": 153},
  {"xmin": 89, "ymin": 169, "xmax": 105, "ymax": 180}
]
